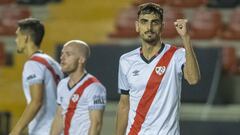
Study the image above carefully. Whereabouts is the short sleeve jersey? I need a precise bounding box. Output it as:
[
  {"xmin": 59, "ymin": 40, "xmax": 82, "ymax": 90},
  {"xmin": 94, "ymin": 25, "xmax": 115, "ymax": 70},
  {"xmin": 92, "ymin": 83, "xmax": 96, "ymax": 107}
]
[
  {"xmin": 118, "ymin": 44, "xmax": 185, "ymax": 135},
  {"xmin": 22, "ymin": 52, "xmax": 63, "ymax": 135},
  {"xmin": 57, "ymin": 73, "xmax": 106, "ymax": 135}
]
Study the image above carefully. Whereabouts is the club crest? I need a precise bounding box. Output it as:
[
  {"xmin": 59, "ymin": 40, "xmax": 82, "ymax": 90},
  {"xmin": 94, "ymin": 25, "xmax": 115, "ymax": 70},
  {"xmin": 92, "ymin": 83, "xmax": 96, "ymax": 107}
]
[
  {"xmin": 155, "ymin": 66, "xmax": 166, "ymax": 75},
  {"xmin": 71, "ymin": 94, "xmax": 80, "ymax": 102}
]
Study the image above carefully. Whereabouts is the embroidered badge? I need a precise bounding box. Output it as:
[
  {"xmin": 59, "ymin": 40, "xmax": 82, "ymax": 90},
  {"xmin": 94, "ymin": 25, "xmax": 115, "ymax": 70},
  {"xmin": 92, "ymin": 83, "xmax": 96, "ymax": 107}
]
[
  {"xmin": 155, "ymin": 66, "xmax": 166, "ymax": 75},
  {"xmin": 71, "ymin": 94, "xmax": 80, "ymax": 102}
]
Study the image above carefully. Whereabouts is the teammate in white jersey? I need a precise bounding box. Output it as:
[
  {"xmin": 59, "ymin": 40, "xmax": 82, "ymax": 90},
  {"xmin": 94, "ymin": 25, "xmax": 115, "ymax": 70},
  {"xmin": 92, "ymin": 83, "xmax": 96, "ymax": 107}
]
[
  {"xmin": 10, "ymin": 18, "xmax": 64, "ymax": 135},
  {"xmin": 116, "ymin": 3, "xmax": 201, "ymax": 135},
  {"xmin": 50, "ymin": 40, "xmax": 106, "ymax": 135}
]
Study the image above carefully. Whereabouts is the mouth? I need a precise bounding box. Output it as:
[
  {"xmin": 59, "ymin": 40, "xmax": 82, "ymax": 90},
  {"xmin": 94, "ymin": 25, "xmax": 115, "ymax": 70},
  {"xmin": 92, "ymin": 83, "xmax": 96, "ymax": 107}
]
[
  {"xmin": 145, "ymin": 32, "xmax": 155, "ymax": 36},
  {"xmin": 145, "ymin": 31, "xmax": 154, "ymax": 34}
]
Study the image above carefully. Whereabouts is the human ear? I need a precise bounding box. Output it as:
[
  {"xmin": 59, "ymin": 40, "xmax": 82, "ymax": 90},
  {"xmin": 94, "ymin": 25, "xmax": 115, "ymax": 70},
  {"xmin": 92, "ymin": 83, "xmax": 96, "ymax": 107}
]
[
  {"xmin": 160, "ymin": 22, "xmax": 164, "ymax": 32},
  {"xmin": 135, "ymin": 21, "xmax": 139, "ymax": 32}
]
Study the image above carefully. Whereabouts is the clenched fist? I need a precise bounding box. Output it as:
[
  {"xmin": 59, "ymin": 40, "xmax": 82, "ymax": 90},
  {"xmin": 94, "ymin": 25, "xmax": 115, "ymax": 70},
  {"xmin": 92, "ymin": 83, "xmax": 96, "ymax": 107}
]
[{"xmin": 174, "ymin": 19, "xmax": 189, "ymax": 37}]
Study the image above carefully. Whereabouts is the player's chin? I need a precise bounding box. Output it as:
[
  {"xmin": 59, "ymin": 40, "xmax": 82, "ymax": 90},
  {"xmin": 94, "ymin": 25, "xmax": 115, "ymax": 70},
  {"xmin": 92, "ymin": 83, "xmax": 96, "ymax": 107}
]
[
  {"xmin": 60, "ymin": 66, "xmax": 67, "ymax": 72},
  {"xmin": 17, "ymin": 49, "xmax": 23, "ymax": 53},
  {"xmin": 144, "ymin": 37, "xmax": 157, "ymax": 43}
]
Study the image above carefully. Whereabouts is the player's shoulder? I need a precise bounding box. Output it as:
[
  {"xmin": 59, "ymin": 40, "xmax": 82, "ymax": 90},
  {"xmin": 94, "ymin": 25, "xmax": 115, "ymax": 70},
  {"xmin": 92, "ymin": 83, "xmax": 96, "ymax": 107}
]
[
  {"xmin": 86, "ymin": 74, "xmax": 106, "ymax": 91},
  {"xmin": 57, "ymin": 76, "xmax": 69, "ymax": 87},
  {"xmin": 35, "ymin": 53, "xmax": 58, "ymax": 64},
  {"xmin": 27, "ymin": 53, "xmax": 60, "ymax": 68},
  {"xmin": 24, "ymin": 57, "xmax": 44, "ymax": 69},
  {"xmin": 119, "ymin": 47, "xmax": 140, "ymax": 63},
  {"xmin": 165, "ymin": 43, "xmax": 185, "ymax": 54},
  {"xmin": 174, "ymin": 45, "xmax": 185, "ymax": 56},
  {"xmin": 86, "ymin": 74, "xmax": 103, "ymax": 85},
  {"xmin": 164, "ymin": 44, "xmax": 185, "ymax": 62},
  {"xmin": 60, "ymin": 76, "xmax": 69, "ymax": 83}
]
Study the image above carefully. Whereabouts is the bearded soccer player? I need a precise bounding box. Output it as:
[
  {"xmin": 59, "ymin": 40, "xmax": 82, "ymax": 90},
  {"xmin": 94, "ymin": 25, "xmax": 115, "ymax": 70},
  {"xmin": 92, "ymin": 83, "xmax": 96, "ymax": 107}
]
[{"xmin": 116, "ymin": 3, "xmax": 200, "ymax": 135}]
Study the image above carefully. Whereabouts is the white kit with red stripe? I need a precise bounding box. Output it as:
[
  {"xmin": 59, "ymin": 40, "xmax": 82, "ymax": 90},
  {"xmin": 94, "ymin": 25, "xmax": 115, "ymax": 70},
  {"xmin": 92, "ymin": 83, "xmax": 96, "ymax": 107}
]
[
  {"xmin": 57, "ymin": 73, "xmax": 106, "ymax": 135},
  {"xmin": 22, "ymin": 52, "xmax": 64, "ymax": 135},
  {"xmin": 118, "ymin": 44, "xmax": 186, "ymax": 135}
]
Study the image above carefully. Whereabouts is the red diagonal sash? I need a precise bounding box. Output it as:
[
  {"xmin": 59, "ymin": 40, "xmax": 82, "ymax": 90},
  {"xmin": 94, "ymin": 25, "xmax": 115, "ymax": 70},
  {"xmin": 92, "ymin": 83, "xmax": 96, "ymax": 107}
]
[
  {"xmin": 30, "ymin": 56, "xmax": 60, "ymax": 85},
  {"xmin": 64, "ymin": 77, "xmax": 99, "ymax": 135},
  {"xmin": 128, "ymin": 46, "xmax": 177, "ymax": 135}
]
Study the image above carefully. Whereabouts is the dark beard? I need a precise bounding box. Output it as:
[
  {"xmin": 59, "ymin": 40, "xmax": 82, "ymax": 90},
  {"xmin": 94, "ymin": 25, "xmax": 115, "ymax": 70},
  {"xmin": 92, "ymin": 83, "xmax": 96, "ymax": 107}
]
[
  {"xmin": 17, "ymin": 49, "xmax": 23, "ymax": 53},
  {"xmin": 143, "ymin": 36, "xmax": 160, "ymax": 45},
  {"xmin": 142, "ymin": 31, "xmax": 160, "ymax": 45}
]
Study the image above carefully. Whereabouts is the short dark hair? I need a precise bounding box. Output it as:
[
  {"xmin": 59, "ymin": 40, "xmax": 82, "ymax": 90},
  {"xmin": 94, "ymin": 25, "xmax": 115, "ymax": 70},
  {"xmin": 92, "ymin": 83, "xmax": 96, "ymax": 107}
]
[
  {"xmin": 18, "ymin": 18, "xmax": 45, "ymax": 47},
  {"xmin": 137, "ymin": 3, "xmax": 164, "ymax": 22}
]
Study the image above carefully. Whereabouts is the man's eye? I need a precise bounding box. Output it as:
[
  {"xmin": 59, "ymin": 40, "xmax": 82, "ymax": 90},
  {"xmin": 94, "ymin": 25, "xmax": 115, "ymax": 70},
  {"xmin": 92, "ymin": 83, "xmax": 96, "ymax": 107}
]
[
  {"xmin": 140, "ymin": 20, "xmax": 147, "ymax": 24},
  {"xmin": 152, "ymin": 21, "xmax": 160, "ymax": 25}
]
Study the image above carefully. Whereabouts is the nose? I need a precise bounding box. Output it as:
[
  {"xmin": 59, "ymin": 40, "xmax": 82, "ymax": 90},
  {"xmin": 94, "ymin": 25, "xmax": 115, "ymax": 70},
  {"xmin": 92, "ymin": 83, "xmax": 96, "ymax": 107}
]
[
  {"xmin": 60, "ymin": 54, "xmax": 65, "ymax": 62},
  {"xmin": 147, "ymin": 23, "xmax": 153, "ymax": 31}
]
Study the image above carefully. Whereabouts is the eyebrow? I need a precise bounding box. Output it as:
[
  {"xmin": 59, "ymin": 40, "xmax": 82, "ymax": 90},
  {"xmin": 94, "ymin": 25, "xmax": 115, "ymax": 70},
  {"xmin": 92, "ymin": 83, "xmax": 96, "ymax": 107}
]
[
  {"xmin": 152, "ymin": 19, "xmax": 161, "ymax": 22},
  {"xmin": 139, "ymin": 18, "xmax": 161, "ymax": 22},
  {"xmin": 140, "ymin": 18, "xmax": 148, "ymax": 21}
]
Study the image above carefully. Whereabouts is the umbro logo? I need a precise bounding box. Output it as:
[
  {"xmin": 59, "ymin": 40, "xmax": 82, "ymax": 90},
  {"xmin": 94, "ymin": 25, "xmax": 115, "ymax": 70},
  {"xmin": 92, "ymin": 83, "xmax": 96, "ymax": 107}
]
[
  {"xmin": 71, "ymin": 94, "xmax": 80, "ymax": 102},
  {"xmin": 132, "ymin": 70, "xmax": 140, "ymax": 76},
  {"xmin": 155, "ymin": 66, "xmax": 166, "ymax": 75}
]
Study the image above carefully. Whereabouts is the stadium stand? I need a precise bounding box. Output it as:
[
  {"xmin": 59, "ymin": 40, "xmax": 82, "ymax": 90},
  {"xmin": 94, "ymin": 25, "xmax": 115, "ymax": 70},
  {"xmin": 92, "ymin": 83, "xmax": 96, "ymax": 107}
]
[
  {"xmin": 16, "ymin": 0, "xmax": 62, "ymax": 5},
  {"xmin": 0, "ymin": 0, "xmax": 15, "ymax": 5},
  {"xmin": 190, "ymin": 8, "xmax": 222, "ymax": 39},
  {"xmin": 108, "ymin": 6, "xmax": 138, "ymax": 38},
  {"xmin": 167, "ymin": 0, "xmax": 207, "ymax": 8},
  {"xmin": 207, "ymin": 0, "xmax": 239, "ymax": 8},
  {"xmin": 0, "ymin": 4, "xmax": 31, "ymax": 35},
  {"xmin": 162, "ymin": 7, "xmax": 184, "ymax": 38},
  {"xmin": 222, "ymin": 47, "xmax": 239, "ymax": 74},
  {"xmin": 220, "ymin": 7, "xmax": 240, "ymax": 40},
  {"xmin": 132, "ymin": 0, "xmax": 166, "ymax": 6},
  {"xmin": 0, "ymin": 112, "xmax": 11, "ymax": 135},
  {"xmin": 0, "ymin": 0, "xmax": 240, "ymax": 134},
  {"xmin": 0, "ymin": 41, "xmax": 6, "ymax": 65}
]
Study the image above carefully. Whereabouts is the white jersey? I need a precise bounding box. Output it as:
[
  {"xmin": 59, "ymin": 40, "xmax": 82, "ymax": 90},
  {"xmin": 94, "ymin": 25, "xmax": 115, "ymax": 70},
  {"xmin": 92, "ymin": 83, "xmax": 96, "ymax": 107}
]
[
  {"xmin": 118, "ymin": 44, "xmax": 186, "ymax": 135},
  {"xmin": 22, "ymin": 52, "xmax": 63, "ymax": 135},
  {"xmin": 57, "ymin": 73, "xmax": 106, "ymax": 135}
]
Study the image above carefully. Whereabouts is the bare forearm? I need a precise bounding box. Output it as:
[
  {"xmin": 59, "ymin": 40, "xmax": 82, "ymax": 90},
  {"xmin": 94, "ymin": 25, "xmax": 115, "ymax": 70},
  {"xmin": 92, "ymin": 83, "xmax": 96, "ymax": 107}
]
[
  {"xmin": 88, "ymin": 122, "xmax": 102, "ymax": 135},
  {"xmin": 182, "ymin": 35, "xmax": 201, "ymax": 84},
  {"xmin": 50, "ymin": 115, "xmax": 63, "ymax": 135},
  {"xmin": 50, "ymin": 105, "xmax": 63, "ymax": 135},
  {"xmin": 116, "ymin": 105, "xmax": 129, "ymax": 135},
  {"xmin": 11, "ymin": 101, "xmax": 42, "ymax": 133}
]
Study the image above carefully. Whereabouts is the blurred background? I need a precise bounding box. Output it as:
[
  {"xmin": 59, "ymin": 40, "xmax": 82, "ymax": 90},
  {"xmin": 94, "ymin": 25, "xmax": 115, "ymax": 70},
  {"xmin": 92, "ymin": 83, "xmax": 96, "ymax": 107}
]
[{"xmin": 0, "ymin": 0, "xmax": 240, "ymax": 134}]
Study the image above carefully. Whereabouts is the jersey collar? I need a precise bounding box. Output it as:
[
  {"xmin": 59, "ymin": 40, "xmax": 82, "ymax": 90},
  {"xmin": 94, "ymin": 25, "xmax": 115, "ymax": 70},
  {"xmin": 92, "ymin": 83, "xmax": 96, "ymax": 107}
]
[
  {"xmin": 67, "ymin": 73, "xmax": 88, "ymax": 90},
  {"xmin": 140, "ymin": 43, "xmax": 165, "ymax": 64}
]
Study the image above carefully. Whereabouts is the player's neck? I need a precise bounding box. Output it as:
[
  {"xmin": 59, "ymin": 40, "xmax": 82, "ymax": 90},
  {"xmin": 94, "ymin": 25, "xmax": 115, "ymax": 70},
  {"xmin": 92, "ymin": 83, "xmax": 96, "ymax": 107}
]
[
  {"xmin": 141, "ymin": 41, "xmax": 162, "ymax": 60},
  {"xmin": 26, "ymin": 43, "xmax": 40, "ymax": 58},
  {"xmin": 69, "ymin": 69, "xmax": 85, "ymax": 85}
]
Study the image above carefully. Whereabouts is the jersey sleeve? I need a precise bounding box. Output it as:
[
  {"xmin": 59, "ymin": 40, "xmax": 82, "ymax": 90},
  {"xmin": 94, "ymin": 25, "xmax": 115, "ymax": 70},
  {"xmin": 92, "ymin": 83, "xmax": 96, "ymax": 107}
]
[
  {"xmin": 118, "ymin": 56, "xmax": 130, "ymax": 94},
  {"xmin": 56, "ymin": 81, "xmax": 63, "ymax": 105},
  {"xmin": 175, "ymin": 48, "xmax": 186, "ymax": 74},
  {"xmin": 23, "ymin": 61, "xmax": 45, "ymax": 85},
  {"xmin": 86, "ymin": 83, "xmax": 106, "ymax": 110}
]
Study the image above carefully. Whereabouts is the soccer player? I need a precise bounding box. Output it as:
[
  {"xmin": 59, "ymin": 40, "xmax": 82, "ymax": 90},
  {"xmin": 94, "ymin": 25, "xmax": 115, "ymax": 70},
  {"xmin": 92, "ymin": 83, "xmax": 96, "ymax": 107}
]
[
  {"xmin": 10, "ymin": 18, "xmax": 64, "ymax": 135},
  {"xmin": 50, "ymin": 40, "xmax": 106, "ymax": 135},
  {"xmin": 116, "ymin": 3, "xmax": 201, "ymax": 135}
]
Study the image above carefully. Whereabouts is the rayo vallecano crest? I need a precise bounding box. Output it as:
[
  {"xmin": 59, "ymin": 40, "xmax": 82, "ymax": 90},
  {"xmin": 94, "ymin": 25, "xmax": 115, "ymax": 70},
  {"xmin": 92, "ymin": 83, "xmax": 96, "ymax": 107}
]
[
  {"xmin": 155, "ymin": 66, "xmax": 166, "ymax": 75},
  {"xmin": 71, "ymin": 94, "xmax": 80, "ymax": 102}
]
